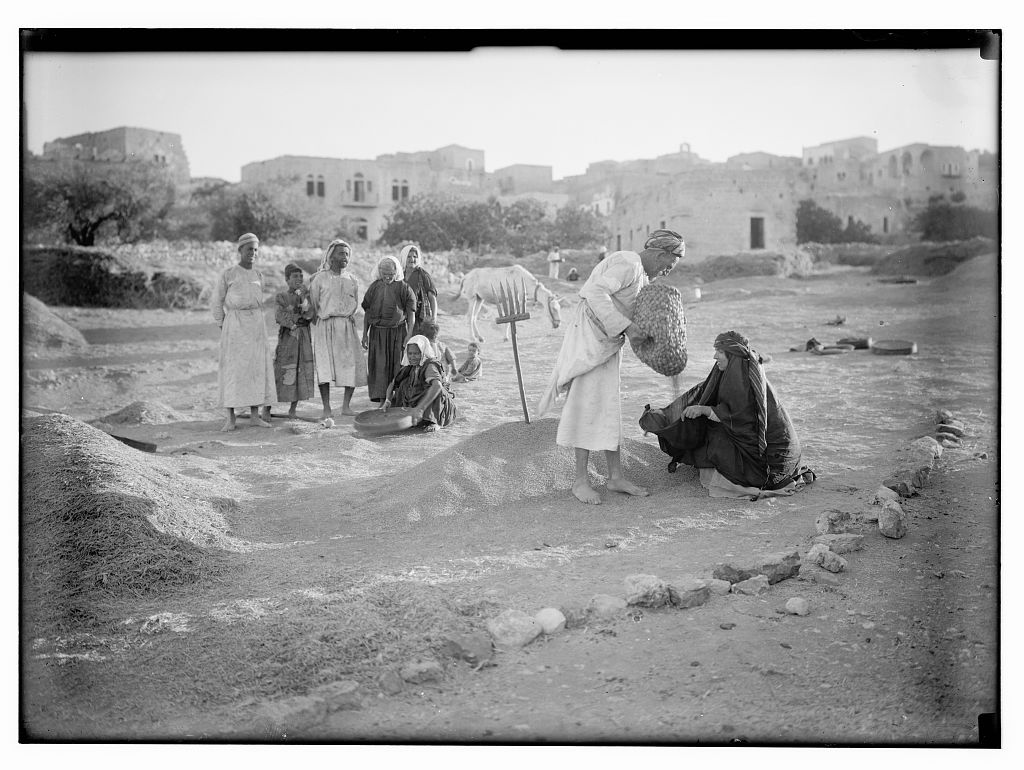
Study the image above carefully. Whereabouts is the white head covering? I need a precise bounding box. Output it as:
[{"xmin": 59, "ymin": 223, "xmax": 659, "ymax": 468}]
[
  {"xmin": 401, "ymin": 334, "xmax": 436, "ymax": 365},
  {"xmin": 399, "ymin": 244, "xmax": 421, "ymax": 264},
  {"xmin": 374, "ymin": 255, "xmax": 405, "ymax": 283},
  {"xmin": 237, "ymin": 232, "xmax": 259, "ymax": 250},
  {"xmin": 318, "ymin": 239, "xmax": 351, "ymax": 272}
]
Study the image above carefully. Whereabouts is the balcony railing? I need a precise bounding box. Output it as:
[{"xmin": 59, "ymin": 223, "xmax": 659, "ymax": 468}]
[{"xmin": 340, "ymin": 191, "xmax": 380, "ymax": 207}]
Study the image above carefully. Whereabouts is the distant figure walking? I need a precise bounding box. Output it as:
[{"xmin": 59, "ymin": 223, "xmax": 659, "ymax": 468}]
[
  {"xmin": 547, "ymin": 245, "xmax": 562, "ymax": 280},
  {"xmin": 213, "ymin": 232, "xmax": 277, "ymax": 431}
]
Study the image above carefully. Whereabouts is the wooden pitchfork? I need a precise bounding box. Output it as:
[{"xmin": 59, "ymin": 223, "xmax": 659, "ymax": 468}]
[{"xmin": 493, "ymin": 278, "xmax": 531, "ymax": 423}]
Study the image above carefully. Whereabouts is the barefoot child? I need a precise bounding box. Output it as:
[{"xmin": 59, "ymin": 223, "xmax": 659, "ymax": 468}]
[
  {"xmin": 309, "ymin": 239, "xmax": 367, "ymax": 419},
  {"xmin": 274, "ymin": 263, "xmax": 316, "ymax": 418},
  {"xmin": 452, "ymin": 342, "xmax": 483, "ymax": 383},
  {"xmin": 419, "ymin": 320, "xmax": 457, "ymax": 382}
]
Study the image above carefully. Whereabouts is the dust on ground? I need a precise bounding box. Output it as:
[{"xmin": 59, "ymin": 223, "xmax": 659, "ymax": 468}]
[{"xmin": 20, "ymin": 257, "xmax": 998, "ymax": 744}]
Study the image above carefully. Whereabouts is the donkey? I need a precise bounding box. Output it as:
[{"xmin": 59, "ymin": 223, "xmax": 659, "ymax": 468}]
[{"xmin": 452, "ymin": 265, "xmax": 563, "ymax": 342}]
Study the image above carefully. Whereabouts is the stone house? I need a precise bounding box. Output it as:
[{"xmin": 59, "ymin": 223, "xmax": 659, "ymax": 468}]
[{"xmin": 42, "ymin": 126, "xmax": 191, "ymax": 185}]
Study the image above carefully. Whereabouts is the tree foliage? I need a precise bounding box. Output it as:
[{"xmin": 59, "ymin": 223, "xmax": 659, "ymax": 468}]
[
  {"xmin": 911, "ymin": 194, "xmax": 997, "ymax": 241},
  {"xmin": 380, "ymin": 193, "xmax": 607, "ymax": 256},
  {"xmin": 796, "ymin": 199, "xmax": 877, "ymax": 244},
  {"xmin": 24, "ymin": 158, "xmax": 177, "ymax": 246}
]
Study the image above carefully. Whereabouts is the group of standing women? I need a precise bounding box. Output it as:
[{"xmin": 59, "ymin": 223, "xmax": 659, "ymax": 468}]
[{"xmin": 213, "ymin": 233, "xmax": 456, "ymax": 432}]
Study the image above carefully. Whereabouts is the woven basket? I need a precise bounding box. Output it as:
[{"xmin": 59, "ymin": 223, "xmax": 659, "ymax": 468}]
[{"xmin": 629, "ymin": 283, "xmax": 688, "ymax": 376}]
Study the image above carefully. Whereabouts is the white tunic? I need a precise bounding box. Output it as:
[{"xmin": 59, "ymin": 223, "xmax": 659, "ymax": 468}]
[
  {"xmin": 213, "ymin": 264, "xmax": 277, "ymax": 409},
  {"xmin": 537, "ymin": 251, "xmax": 648, "ymax": 451}
]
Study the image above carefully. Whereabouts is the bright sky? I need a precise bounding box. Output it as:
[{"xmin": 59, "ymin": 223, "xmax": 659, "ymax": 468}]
[{"xmin": 23, "ymin": 46, "xmax": 998, "ymax": 183}]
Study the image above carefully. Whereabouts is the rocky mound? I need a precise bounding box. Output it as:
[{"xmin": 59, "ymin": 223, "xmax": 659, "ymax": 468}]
[
  {"xmin": 691, "ymin": 249, "xmax": 815, "ymax": 283},
  {"xmin": 22, "ymin": 293, "xmax": 87, "ymax": 350}
]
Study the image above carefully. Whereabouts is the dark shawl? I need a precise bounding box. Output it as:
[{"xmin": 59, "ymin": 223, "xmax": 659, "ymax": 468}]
[{"xmin": 640, "ymin": 337, "xmax": 806, "ymax": 490}]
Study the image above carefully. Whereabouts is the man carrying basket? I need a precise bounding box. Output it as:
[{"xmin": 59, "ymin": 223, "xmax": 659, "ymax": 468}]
[{"xmin": 537, "ymin": 229, "xmax": 685, "ymax": 504}]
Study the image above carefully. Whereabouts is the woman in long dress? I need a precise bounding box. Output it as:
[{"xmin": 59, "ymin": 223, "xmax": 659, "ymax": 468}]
[
  {"xmin": 381, "ymin": 335, "xmax": 456, "ymax": 432},
  {"xmin": 361, "ymin": 256, "xmax": 416, "ymax": 403},
  {"xmin": 212, "ymin": 232, "xmax": 277, "ymax": 431}
]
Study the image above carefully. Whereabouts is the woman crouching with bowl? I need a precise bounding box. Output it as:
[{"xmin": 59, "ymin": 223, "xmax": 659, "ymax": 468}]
[{"xmin": 381, "ymin": 335, "xmax": 456, "ymax": 432}]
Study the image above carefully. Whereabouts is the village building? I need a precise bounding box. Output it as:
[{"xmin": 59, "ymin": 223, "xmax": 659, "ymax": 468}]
[{"xmin": 41, "ymin": 126, "xmax": 191, "ymax": 185}]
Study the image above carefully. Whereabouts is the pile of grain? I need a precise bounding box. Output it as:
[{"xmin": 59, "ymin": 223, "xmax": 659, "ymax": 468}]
[
  {"xmin": 22, "ymin": 293, "xmax": 87, "ymax": 350},
  {"xmin": 799, "ymin": 242, "xmax": 894, "ymax": 267},
  {"xmin": 690, "ymin": 248, "xmax": 815, "ymax": 282},
  {"xmin": 20, "ymin": 415, "xmax": 269, "ymax": 622},
  {"xmin": 871, "ymin": 237, "xmax": 995, "ymax": 277},
  {"xmin": 360, "ymin": 418, "xmax": 667, "ymax": 523},
  {"xmin": 98, "ymin": 400, "xmax": 190, "ymax": 425}
]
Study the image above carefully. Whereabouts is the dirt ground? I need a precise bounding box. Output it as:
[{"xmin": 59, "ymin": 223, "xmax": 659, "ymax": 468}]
[{"xmin": 19, "ymin": 257, "xmax": 999, "ymax": 745}]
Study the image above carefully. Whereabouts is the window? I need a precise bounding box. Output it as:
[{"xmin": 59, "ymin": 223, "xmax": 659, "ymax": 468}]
[
  {"xmin": 307, "ymin": 175, "xmax": 315, "ymax": 197},
  {"xmin": 392, "ymin": 179, "xmax": 400, "ymax": 202},
  {"xmin": 750, "ymin": 217, "xmax": 765, "ymax": 250},
  {"xmin": 466, "ymin": 158, "xmax": 474, "ymax": 172},
  {"xmin": 316, "ymin": 175, "xmax": 325, "ymax": 197},
  {"xmin": 616, "ymin": 234, "xmax": 622, "ymax": 251},
  {"xmin": 367, "ymin": 180, "xmax": 373, "ymax": 193},
  {"xmin": 353, "ymin": 172, "xmax": 365, "ymax": 202},
  {"xmin": 883, "ymin": 216, "xmax": 889, "ymax": 234},
  {"xmin": 901, "ymin": 152, "xmax": 913, "ymax": 176},
  {"xmin": 660, "ymin": 220, "xmax": 666, "ymax": 229},
  {"xmin": 401, "ymin": 180, "xmax": 409, "ymax": 200}
]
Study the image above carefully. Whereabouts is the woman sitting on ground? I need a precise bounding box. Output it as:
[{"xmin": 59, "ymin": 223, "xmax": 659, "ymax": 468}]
[
  {"xmin": 640, "ymin": 330, "xmax": 814, "ymax": 498},
  {"xmin": 380, "ymin": 335, "xmax": 456, "ymax": 432}
]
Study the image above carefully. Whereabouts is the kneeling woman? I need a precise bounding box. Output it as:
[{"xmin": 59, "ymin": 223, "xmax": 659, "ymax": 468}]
[
  {"xmin": 381, "ymin": 335, "xmax": 456, "ymax": 432},
  {"xmin": 642, "ymin": 330, "xmax": 813, "ymax": 498}
]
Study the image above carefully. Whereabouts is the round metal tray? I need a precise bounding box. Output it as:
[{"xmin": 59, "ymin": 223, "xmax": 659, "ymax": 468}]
[
  {"xmin": 353, "ymin": 407, "xmax": 418, "ymax": 434},
  {"xmin": 871, "ymin": 339, "xmax": 918, "ymax": 356}
]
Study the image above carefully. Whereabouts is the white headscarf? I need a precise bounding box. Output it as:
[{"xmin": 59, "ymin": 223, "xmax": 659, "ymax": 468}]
[
  {"xmin": 399, "ymin": 244, "xmax": 420, "ymax": 264},
  {"xmin": 318, "ymin": 239, "xmax": 351, "ymax": 272},
  {"xmin": 374, "ymin": 255, "xmax": 405, "ymax": 283},
  {"xmin": 401, "ymin": 334, "xmax": 436, "ymax": 365}
]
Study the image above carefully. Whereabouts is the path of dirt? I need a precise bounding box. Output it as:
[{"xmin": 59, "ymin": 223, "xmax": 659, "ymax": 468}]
[{"xmin": 20, "ymin": 262, "xmax": 999, "ymax": 744}]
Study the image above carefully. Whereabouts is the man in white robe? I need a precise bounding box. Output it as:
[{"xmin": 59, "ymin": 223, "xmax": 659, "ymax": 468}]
[{"xmin": 537, "ymin": 229, "xmax": 685, "ymax": 504}]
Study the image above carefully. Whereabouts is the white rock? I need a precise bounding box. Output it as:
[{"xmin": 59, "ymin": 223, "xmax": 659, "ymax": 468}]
[
  {"xmin": 910, "ymin": 436, "xmax": 943, "ymax": 459},
  {"xmin": 623, "ymin": 574, "xmax": 674, "ymax": 608},
  {"xmin": 806, "ymin": 543, "xmax": 830, "ymax": 563},
  {"xmin": 486, "ymin": 609, "xmax": 543, "ymax": 648},
  {"xmin": 785, "ymin": 597, "xmax": 811, "ymax": 616},
  {"xmin": 871, "ymin": 486, "xmax": 901, "ymax": 505},
  {"xmin": 878, "ymin": 500, "xmax": 907, "ymax": 539},
  {"xmin": 818, "ymin": 551, "xmax": 848, "ymax": 573},
  {"xmin": 534, "ymin": 607, "xmax": 566, "ymax": 634},
  {"xmin": 672, "ymin": 578, "xmax": 711, "ymax": 609}
]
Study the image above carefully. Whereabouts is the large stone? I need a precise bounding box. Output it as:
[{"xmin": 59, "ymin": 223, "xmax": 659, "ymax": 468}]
[
  {"xmin": 935, "ymin": 409, "xmax": 954, "ymax": 424},
  {"xmin": 936, "ymin": 420, "xmax": 966, "ymax": 438},
  {"xmin": 439, "ymin": 632, "xmax": 494, "ymax": 666},
  {"xmin": 731, "ymin": 575, "xmax": 770, "ymax": 596},
  {"xmin": 878, "ymin": 500, "xmax": 908, "ymax": 539},
  {"xmin": 624, "ymin": 574, "xmax": 675, "ymax": 608},
  {"xmin": 938, "ymin": 435, "xmax": 962, "ymax": 448},
  {"xmin": 705, "ymin": 578, "xmax": 733, "ymax": 596},
  {"xmin": 588, "ymin": 594, "xmax": 628, "ymax": 619},
  {"xmin": 671, "ymin": 578, "xmax": 711, "ymax": 609},
  {"xmin": 815, "ymin": 509, "xmax": 855, "ymax": 535},
  {"xmin": 486, "ymin": 609, "xmax": 543, "ymax": 648},
  {"xmin": 785, "ymin": 597, "xmax": 811, "ymax": 616},
  {"xmin": 803, "ymin": 569, "xmax": 841, "ymax": 586},
  {"xmin": 805, "ymin": 543, "xmax": 830, "ymax": 563},
  {"xmin": 535, "ymin": 607, "xmax": 566, "ymax": 634},
  {"xmin": 378, "ymin": 669, "xmax": 404, "ymax": 695},
  {"xmin": 882, "ymin": 477, "xmax": 918, "ymax": 498},
  {"xmin": 309, "ymin": 680, "xmax": 362, "ymax": 712},
  {"xmin": 818, "ymin": 551, "xmax": 848, "ymax": 573},
  {"xmin": 712, "ymin": 550, "xmax": 801, "ymax": 585},
  {"xmin": 811, "ymin": 533, "xmax": 865, "ymax": 554},
  {"xmin": 871, "ymin": 486, "xmax": 901, "ymax": 505},
  {"xmin": 910, "ymin": 436, "xmax": 943, "ymax": 459},
  {"xmin": 560, "ymin": 603, "xmax": 590, "ymax": 629},
  {"xmin": 400, "ymin": 658, "xmax": 444, "ymax": 684}
]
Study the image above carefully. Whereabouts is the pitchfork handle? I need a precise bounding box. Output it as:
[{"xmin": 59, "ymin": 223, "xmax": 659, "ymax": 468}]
[{"xmin": 509, "ymin": 321, "xmax": 531, "ymax": 424}]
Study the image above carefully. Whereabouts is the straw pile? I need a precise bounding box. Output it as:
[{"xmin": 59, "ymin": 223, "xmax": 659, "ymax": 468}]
[
  {"xmin": 21, "ymin": 415, "xmax": 243, "ymax": 622},
  {"xmin": 871, "ymin": 237, "xmax": 995, "ymax": 277},
  {"xmin": 98, "ymin": 400, "xmax": 190, "ymax": 425},
  {"xmin": 630, "ymin": 283, "xmax": 688, "ymax": 376},
  {"xmin": 22, "ymin": 293, "xmax": 87, "ymax": 350}
]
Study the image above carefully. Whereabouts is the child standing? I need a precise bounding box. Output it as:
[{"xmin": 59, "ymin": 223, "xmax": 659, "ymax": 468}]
[
  {"xmin": 453, "ymin": 342, "xmax": 483, "ymax": 383},
  {"xmin": 274, "ymin": 263, "xmax": 316, "ymax": 417}
]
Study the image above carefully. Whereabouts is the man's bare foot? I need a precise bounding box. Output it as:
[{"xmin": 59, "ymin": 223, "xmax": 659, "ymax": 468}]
[
  {"xmin": 287, "ymin": 410, "xmax": 297, "ymax": 419},
  {"xmin": 571, "ymin": 479, "xmax": 602, "ymax": 505},
  {"xmin": 260, "ymin": 407, "xmax": 272, "ymax": 421},
  {"xmin": 319, "ymin": 410, "xmax": 333, "ymax": 421},
  {"xmin": 607, "ymin": 478, "xmax": 650, "ymax": 497},
  {"xmin": 219, "ymin": 421, "xmax": 236, "ymax": 432},
  {"xmin": 340, "ymin": 407, "xmax": 356, "ymax": 416},
  {"xmin": 252, "ymin": 417, "xmax": 272, "ymax": 428}
]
